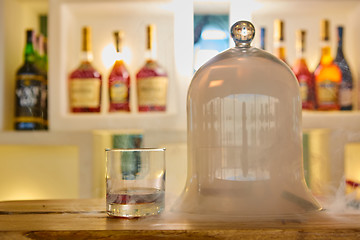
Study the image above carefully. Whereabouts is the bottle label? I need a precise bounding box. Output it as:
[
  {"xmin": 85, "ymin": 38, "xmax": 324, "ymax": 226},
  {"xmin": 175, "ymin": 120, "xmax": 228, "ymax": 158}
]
[
  {"xmin": 339, "ymin": 88, "xmax": 353, "ymax": 106},
  {"xmin": 70, "ymin": 78, "xmax": 101, "ymax": 108},
  {"xmin": 317, "ymin": 80, "xmax": 338, "ymax": 105},
  {"xmin": 15, "ymin": 74, "xmax": 43, "ymax": 123},
  {"xmin": 137, "ymin": 76, "xmax": 168, "ymax": 106},
  {"xmin": 298, "ymin": 78, "xmax": 309, "ymax": 103},
  {"xmin": 110, "ymin": 81, "xmax": 128, "ymax": 104}
]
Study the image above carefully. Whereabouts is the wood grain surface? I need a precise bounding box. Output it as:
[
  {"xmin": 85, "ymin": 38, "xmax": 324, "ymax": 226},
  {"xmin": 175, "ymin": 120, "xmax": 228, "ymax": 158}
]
[{"xmin": 0, "ymin": 199, "xmax": 360, "ymax": 239}]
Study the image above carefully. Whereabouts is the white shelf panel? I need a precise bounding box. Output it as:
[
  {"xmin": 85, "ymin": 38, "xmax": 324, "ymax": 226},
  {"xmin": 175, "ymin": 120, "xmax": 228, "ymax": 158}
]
[
  {"xmin": 51, "ymin": 112, "xmax": 185, "ymax": 131},
  {"xmin": 48, "ymin": 0, "xmax": 193, "ymax": 131},
  {"xmin": 303, "ymin": 111, "xmax": 360, "ymax": 133}
]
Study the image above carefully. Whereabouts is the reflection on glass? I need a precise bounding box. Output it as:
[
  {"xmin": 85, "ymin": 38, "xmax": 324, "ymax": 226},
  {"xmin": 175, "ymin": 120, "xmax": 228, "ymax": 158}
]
[
  {"xmin": 193, "ymin": 15, "xmax": 229, "ymax": 72},
  {"xmin": 199, "ymin": 94, "xmax": 279, "ymax": 182}
]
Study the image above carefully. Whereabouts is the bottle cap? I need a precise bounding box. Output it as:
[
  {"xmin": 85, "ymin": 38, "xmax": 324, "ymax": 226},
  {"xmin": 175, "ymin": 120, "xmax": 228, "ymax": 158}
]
[
  {"xmin": 114, "ymin": 31, "xmax": 124, "ymax": 53},
  {"xmin": 321, "ymin": 19, "xmax": 330, "ymax": 41},
  {"xmin": 147, "ymin": 24, "xmax": 156, "ymax": 50},
  {"xmin": 296, "ymin": 30, "xmax": 306, "ymax": 53},
  {"xmin": 260, "ymin": 27, "xmax": 266, "ymax": 50},
  {"xmin": 274, "ymin": 19, "xmax": 284, "ymax": 41},
  {"xmin": 337, "ymin": 26, "xmax": 344, "ymax": 43},
  {"xmin": 82, "ymin": 26, "xmax": 91, "ymax": 52},
  {"xmin": 26, "ymin": 29, "xmax": 34, "ymax": 44}
]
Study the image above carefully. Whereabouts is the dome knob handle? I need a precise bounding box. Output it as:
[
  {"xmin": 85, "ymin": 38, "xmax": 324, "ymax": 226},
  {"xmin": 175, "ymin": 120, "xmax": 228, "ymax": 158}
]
[{"xmin": 231, "ymin": 21, "xmax": 255, "ymax": 47}]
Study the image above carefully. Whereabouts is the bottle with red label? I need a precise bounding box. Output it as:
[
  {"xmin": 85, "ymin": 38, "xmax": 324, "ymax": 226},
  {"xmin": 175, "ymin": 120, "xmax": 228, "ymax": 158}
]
[
  {"xmin": 69, "ymin": 26, "xmax": 102, "ymax": 113},
  {"xmin": 108, "ymin": 31, "xmax": 130, "ymax": 112},
  {"xmin": 292, "ymin": 30, "xmax": 315, "ymax": 110},
  {"xmin": 136, "ymin": 24, "xmax": 168, "ymax": 112}
]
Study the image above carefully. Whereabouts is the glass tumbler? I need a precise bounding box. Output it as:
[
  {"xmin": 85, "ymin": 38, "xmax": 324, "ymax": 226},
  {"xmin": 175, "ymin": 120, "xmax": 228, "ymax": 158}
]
[{"xmin": 106, "ymin": 148, "xmax": 166, "ymax": 218}]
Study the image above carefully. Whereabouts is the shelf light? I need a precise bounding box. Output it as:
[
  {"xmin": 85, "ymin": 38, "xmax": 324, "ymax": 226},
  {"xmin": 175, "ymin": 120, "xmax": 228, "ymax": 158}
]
[{"xmin": 101, "ymin": 43, "xmax": 132, "ymax": 69}]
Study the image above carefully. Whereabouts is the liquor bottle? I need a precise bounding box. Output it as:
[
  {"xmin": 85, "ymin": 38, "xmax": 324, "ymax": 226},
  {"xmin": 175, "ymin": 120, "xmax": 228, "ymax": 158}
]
[
  {"xmin": 273, "ymin": 19, "xmax": 287, "ymax": 63},
  {"xmin": 260, "ymin": 27, "xmax": 266, "ymax": 50},
  {"xmin": 34, "ymin": 34, "xmax": 47, "ymax": 72},
  {"xmin": 108, "ymin": 31, "xmax": 130, "ymax": 112},
  {"xmin": 292, "ymin": 30, "xmax": 315, "ymax": 110},
  {"xmin": 14, "ymin": 29, "xmax": 44, "ymax": 130},
  {"xmin": 40, "ymin": 15, "xmax": 49, "ymax": 128},
  {"xmin": 334, "ymin": 26, "xmax": 353, "ymax": 110},
  {"xmin": 69, "ymin": 26, "xmax": 102, "ymax": 113},
  {"xmin": 35, "ymin": 34, "xmax": 48, "ymax": 129},
  {"xmin": 43, "ymin": 38, "xmax": 49, "ymax": 128},
  {"xmin": 136, "ymin": 24, "xmax": 168, "ymax": 112},
  {"xmin": 314, "ymin": 20, "xmax": 342, "ymax": 111}
]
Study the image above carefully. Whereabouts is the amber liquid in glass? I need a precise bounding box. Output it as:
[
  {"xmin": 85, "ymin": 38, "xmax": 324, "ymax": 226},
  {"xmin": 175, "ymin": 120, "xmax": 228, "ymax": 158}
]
[
  {"xmin": 69, "ymin": 26, "xmax": 102, "ymax": 113},
  {"xmin": 106, "ymin": 187, "xmax": 164, "ymax": 218}
]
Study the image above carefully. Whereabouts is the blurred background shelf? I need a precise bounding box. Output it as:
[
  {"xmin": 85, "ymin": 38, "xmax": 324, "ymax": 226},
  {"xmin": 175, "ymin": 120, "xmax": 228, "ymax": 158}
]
[
  {"xmin": 1, "ymin": 0, "xmax": 360, "ymax": 203},
  {"xmin": 303, "ymin": 110, "xmax": 360, "ymax": 133}
]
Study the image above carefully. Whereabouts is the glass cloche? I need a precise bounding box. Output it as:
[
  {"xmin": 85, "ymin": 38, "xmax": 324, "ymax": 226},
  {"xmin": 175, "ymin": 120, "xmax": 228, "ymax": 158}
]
[{"xmin": 174, "ymin": 21, "xmax": 321, "ymax": 216}]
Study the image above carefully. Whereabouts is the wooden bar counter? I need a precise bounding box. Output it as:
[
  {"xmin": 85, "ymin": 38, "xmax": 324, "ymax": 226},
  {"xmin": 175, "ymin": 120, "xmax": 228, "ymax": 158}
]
[{"xmin": 0, "ymin": 198, "xmax": 360, "ymax": 239}]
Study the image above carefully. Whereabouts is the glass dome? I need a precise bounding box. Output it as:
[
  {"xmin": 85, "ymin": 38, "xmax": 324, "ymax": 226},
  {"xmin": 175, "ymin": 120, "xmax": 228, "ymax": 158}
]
[{"xmin": 174, "ymin": 21, "xmax": 321, "ymax": 216}]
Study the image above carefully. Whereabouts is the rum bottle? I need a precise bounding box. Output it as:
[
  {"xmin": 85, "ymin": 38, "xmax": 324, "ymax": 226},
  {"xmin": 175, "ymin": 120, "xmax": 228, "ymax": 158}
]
[
  {"xmin": 273, "ymin": 19, "xmax": 287, "ymax": 63},
  {"xmin": 108, "ymin": 31, "xmax": 130, "ymax": 112},
  {"xmin": 292, "ymin": 30, "xmax": 315, "ymax": 110},
  {"xmin": 69, "ymin": 26, "xmax": 102, "ymax": 113},
  {"xmin": 334, "ymin": 26, "xmax": 353, "ymax": 110},
  {"xmin": 136, "ymin": 24, "xmax": 168, "ymax": 112},
  {"xmin": 314, "ymin": 20, "xmax": 342, "ymax": 110},
  {"xmin": 14, "ymin": 29, "xmax": 44, "ymax": 130}
]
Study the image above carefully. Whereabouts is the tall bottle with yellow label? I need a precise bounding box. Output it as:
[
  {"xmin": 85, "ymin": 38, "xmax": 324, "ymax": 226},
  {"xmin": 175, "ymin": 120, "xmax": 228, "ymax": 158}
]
[
  {"xmin": 69, "ymin": 26, "xmax": 102, "ymax": 113},
  {"xmin": 314, "ymin": 19, "xmax": 342, "ymax": 110},
  {"xmin": 136, "ymin": 24, "xmax": 168, "ymax": 112},
  {"xmin": 108, "ymin": 31, "xmax": 130, "ymax": 112}
]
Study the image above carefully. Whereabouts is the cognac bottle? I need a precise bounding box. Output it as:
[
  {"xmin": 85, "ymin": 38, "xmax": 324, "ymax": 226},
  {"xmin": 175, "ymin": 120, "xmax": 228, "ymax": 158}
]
[
  {"xmin": 292, "ymin": 30, "xmax": 315, "ymax": 110},
  {"xmin": 69, "ymin": 26, "xmax": 102, "ymax": 113},
  {"xmin": 314, "ymin": 20, "xmax": 342, "ymax": 110},
  {"xmin": 108, "ymin": 31, "xmax": 130, "ymax": 112},
  {"xmin": 136, "ymin": 24, "xmax": 168, "ymax": 112}
]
